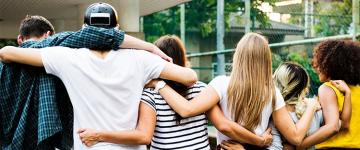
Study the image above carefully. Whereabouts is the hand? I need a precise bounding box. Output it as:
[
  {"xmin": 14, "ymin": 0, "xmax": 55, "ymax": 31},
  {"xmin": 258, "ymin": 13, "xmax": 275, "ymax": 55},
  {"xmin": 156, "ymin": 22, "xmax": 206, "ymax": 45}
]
[
  {"xmin": 260, "ymin": 127, "xmax": 273, "ymax": 147},
  {"xmin": 145, "ymin": 79, "xmax": 160, "ymax": 88},
  {"xmin": 151, "ymin": 45, "xmax": 173, "ymax": 63},
  {"xmin": 331, "ymin": 80, "xmax": 351, "ymax": 95},
  {"xmin": 78, "ymin": 128, "xmax": 100, "ymax": 147},
  {"xmin": 220, "ymin": 141, "xmax": 245, "ymax": 150},
  {"xmin": 304, "ymin": 97, "xmax": 321, "ymax": 111}
]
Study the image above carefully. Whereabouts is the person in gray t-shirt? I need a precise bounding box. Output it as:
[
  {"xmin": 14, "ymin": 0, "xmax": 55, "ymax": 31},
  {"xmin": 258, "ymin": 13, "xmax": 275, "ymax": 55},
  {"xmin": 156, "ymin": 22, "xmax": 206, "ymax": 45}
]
[{"xmin": 269, "ymin": 62, "xmax": 322, "ymax": 150}]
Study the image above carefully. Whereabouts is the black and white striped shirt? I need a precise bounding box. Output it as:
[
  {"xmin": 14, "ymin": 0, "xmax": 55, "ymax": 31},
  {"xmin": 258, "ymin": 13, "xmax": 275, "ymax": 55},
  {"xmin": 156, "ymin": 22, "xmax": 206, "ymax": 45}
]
[{"xmin": 141, "ymin": 81, "xmax": 210, "ymax": 150}]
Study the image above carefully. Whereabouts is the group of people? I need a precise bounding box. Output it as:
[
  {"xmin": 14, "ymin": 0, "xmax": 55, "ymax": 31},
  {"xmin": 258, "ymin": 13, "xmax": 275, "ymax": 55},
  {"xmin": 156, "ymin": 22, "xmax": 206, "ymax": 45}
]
[{"xmin": 0, "ymin": 2, "xmax": 360, "ymax": 150}]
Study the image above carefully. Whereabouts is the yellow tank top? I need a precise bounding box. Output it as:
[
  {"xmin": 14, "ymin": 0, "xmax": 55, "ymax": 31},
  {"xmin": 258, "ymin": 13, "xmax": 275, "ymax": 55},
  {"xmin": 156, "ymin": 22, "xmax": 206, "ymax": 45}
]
[{"xmin": 316, "ymin": 82, "xmax": 360, "ymax": 149}]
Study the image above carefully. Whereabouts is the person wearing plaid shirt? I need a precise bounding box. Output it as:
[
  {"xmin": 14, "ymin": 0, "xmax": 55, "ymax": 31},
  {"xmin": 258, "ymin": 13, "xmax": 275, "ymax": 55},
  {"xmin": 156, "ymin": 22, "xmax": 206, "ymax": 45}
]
[{"xmin": 0, "ymin": 14, "xmax": 170, "ymax": 150}]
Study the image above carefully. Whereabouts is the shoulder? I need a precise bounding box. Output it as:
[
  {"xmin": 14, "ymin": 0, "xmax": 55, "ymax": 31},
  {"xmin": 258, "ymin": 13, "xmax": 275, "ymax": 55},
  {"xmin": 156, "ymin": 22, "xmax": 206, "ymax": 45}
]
[
  {"xmin": 318, "ymin": 83, "xmax": 337, "ymax": 98},
  {"xmin": 209, "ymin": 75, "xmax": 229, "ymax": 87}
]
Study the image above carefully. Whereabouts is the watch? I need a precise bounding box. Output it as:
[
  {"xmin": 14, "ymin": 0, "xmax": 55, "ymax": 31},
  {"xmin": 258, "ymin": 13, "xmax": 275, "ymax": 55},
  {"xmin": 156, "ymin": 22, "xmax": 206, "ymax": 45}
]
[{"xmin": 154, "ymin": 80, "xmax": 166, "ymax": 93}]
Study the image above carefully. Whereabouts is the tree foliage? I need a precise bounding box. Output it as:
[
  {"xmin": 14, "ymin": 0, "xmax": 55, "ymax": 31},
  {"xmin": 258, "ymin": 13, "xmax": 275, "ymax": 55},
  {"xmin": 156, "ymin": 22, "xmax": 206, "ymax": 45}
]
[
  {"xmin": 313, "ymin": 0, "xmax": 352, "ymax": 36},
  {"xmin": 143, "ymin": 0, "xmax": 276, "ymax": 42}
]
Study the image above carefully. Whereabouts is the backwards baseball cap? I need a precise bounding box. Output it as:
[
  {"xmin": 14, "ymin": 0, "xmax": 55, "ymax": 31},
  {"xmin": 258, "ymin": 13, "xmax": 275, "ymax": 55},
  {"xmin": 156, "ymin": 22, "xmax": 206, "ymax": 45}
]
[{"xmin": 84, "ymin": 2, "xmax": 118, "ymax": 28}]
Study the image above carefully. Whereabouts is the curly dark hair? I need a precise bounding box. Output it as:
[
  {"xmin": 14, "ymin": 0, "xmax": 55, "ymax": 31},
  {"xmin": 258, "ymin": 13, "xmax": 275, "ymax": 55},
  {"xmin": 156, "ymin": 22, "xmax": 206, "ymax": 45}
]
[{"xmin": 313, "ymin": 40, "xmax": 360, "ymax": 85}]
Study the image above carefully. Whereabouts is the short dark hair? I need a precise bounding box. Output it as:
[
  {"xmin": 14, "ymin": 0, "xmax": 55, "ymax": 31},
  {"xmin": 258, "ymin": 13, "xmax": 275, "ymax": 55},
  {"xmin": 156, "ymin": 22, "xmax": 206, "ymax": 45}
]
[
  {"xmin": 313, "ymin": 40, "xmax": 360, "ymax": 85},
  {"xmin": 19, "ymin": 15, "xmax": 55, "ymax": 39}
]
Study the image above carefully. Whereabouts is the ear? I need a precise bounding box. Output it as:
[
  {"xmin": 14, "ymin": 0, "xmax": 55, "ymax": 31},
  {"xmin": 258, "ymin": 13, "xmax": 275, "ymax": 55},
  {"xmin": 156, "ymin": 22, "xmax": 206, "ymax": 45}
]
[
  {"xmin": 44, "ymin": 31, "xmax": 51, "ymax": 38},
  {"xmin": 17, "ymin": 35, "xmax": 23, "ymax": 45}
]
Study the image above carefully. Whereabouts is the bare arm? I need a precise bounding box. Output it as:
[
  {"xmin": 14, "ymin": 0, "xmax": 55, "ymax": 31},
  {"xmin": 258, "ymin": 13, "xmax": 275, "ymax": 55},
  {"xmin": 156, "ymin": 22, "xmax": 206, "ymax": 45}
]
[
  {"xmin": 157, "ymin": 84, "xmax": 220, "ymax": 118},
  {"xmin": 207, "ymin": 105, "xmax": 271, "ymax": 147},
  {"xmin": 159, "ymin": 63, "xmax": 198, "ymax": 87},
  {"xmin": 120, "ymin": 34, "xmax": 172, "ymax": 62},
  {"xmin": 0, "ymin": 46, "xmax": 43, "ymax": 66},
  {"xmin": 78, "ymin": 103, "xmax": 156, "ymax": 146},
  {"xmin": 299, "ymin": 84, "xmax": 340, "ymax": 148},
  {"xmin": 330, "ymin": 80, "xmax": 352, "ymax": 130},
  {"xmin": 272, "ymin": 99, "xmax": 318, "ymax": 146}
]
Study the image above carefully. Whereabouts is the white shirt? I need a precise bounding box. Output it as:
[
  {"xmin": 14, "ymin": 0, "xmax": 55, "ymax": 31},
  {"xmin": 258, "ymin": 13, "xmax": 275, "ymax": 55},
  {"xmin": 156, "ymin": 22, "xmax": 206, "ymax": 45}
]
[
  {"xmin": 208, "ymin": 76, "xmax": 285, "ymax": 144},
  {"xmin": 41, "ymin": 47, "xmax": 166, "ymax": 150}
]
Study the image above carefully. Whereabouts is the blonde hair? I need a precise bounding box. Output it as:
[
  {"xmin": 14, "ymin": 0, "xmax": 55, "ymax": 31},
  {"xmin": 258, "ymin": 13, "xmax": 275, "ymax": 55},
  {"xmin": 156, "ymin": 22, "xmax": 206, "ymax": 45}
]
[
  {"xmin": 227, "ymin": 33, "xmax": 275, "ymax": 131},
  {"xmin": 273, "ymin": 62, "xmax": 310, "ymax": 104},
  {"xmin": 273, "ymin": 62, "xmax": 310, "ymax": 118}
]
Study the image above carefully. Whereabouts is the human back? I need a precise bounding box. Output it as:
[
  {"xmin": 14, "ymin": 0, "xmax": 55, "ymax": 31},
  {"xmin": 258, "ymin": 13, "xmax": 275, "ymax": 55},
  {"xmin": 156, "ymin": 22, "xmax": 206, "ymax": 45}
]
[
  {"xmin": 311, "ymin": 40, "xmax": 360, "ymax": 149},
  {"xmin": 142, "ymin": 35, "xmax": 210, "ymax": 149},
  {"xmin": 209, "ymin": 33, "xmax": 285, "ymax": 144},
  {"xmin": 41, "ymin": 47, "xmax": 166, "ymax": 149}
]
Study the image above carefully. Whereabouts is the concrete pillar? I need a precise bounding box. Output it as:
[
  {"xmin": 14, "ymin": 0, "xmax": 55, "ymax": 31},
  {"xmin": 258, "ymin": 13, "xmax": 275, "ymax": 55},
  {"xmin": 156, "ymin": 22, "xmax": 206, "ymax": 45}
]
[
  {"xmin": 304, "ymin": 0, "xmax": 314, "ymax": 38},
  {"xmin": 77, "ymin": 4, "xmax": 88, "ymax": 28},
  {"xmin": 118, "ymin": 0, "xmax": 140, "ymax": 32},
  {"xmin": 52, "ymin": 19, "xmax": 65, "ymax": 32}
]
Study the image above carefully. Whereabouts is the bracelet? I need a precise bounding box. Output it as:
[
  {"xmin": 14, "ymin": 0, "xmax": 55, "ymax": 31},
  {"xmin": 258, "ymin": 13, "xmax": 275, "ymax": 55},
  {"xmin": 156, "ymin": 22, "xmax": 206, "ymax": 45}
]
[{"xmin": 154, "ymin": 80, "xmax": 166, "ymax": 93}]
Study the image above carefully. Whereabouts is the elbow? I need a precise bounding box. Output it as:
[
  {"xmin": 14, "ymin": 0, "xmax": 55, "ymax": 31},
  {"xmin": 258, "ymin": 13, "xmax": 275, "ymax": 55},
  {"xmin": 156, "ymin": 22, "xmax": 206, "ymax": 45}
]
[
  {"xmin": 342, "ymin": 124, "xmax": 350, "ymax": 130},
  {"xmin": 330, "ymin": 123, "xmax": 340, "ymax": 133},
  {"xmin": 286, "ymin": 131, "xmax": 303, "ymax": 146},
  {"xmin": 341, "ymin": 121, "xmax": 350, "ymax": 130},
  {"xmin": 184, "ymin": 69, "xmax": 197, "ymax": 86},
  {"xmin": 216, "ymin": 123, "xmax": 232, "ymax": 136},
  {"xmin": 290, "ymin": 138, "xmax": 302, "ymax": 146},
  {"xmin": 0, "ymin": 51, "xmax": 9, "ymax": 62},
  {"xmin": 136, "ymin": 134, "xmax": 152, "ymax": 145},
  {"xmin": 178, "ymin": 109, "xmax": 193, "ymax": 118}
]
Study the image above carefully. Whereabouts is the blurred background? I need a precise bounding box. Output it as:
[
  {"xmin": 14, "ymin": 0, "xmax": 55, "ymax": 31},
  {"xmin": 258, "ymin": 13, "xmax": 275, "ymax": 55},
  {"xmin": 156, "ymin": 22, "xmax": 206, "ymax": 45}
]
[{"xmin": 1, "ymin": 0, "xmax": 358, "ymax": 148}]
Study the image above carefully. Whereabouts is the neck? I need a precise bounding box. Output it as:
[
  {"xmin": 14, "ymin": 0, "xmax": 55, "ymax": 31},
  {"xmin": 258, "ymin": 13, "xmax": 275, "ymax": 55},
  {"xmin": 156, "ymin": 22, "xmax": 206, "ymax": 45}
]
[
  {"xmin": 91, "ymin": 50, "xmax": 111, "ymax": 59},
  {"xmin": 23, "ymin": 37, "xmax": 43, "ymax": 42}
]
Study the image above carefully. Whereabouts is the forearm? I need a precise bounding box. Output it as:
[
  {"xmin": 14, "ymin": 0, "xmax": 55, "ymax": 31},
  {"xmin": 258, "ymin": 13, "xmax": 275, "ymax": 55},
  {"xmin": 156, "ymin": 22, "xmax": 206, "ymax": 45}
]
[
  {"xmin": 225, "ymin": 120, "xmax": 264, "ymax": 146},
  {"xmin": 300, "ymin": 124, "xmax": 338, "ymax": 148},
  {"xmin": 120, "ymin": 34, "xmax": 154, "ymax": 52},
  {"xmin": 207, "ymin": 106, "xmax": 264, "ymax": 146},
  {"xmin": 286, "ymin": 106, "xmax": 316, "ymax": 145},
  {"xmin": 340, "ymin": 93, "xmax": 351, "ymax": 130},
  {"xmin": 99, "ymin": 130, "xmax": 150, "ymax": 145},
  {"xmin": 159, "ymin": 85, "xmax": 199, "ymax": 117},
  {"xmin": 0, "ymin": 46, "xmax": 43, "ymax": 66}
]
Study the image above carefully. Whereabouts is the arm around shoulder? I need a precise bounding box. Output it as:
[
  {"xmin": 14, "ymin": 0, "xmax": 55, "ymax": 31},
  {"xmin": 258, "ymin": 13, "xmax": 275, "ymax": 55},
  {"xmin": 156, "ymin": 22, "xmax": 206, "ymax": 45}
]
[
  {"xmin": 159, "ymin": 63, "xmax": 197, "ymax": 87},
  {"xmin": 0, "ymin": 46, "xmax": 43, "ymax": 67}
]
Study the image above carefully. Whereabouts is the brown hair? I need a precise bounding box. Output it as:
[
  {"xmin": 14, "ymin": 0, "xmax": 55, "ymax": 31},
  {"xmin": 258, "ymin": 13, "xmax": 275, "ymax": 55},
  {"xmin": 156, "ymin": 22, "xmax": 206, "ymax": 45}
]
[
  {"xmin": 155, "ymin": 35, "xmax": 189, "ymax": 124},
  {"xmin": 313, "ymin": 40, "xmax": 360, "ymax": 85},
  {"xmin": 19, "ymin": 15, "xmax": 55, "ymax": 39},
  {"xmin": 227, "ymin": 33, "xmax": 275, "ymax": 131}
]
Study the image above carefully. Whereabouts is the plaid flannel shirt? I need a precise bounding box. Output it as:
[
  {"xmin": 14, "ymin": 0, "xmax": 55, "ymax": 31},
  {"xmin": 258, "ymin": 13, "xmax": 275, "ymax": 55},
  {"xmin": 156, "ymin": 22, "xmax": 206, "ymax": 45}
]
[{"xmin": 0, "ymin": 26, "xmax": 124, "ymax": 150}]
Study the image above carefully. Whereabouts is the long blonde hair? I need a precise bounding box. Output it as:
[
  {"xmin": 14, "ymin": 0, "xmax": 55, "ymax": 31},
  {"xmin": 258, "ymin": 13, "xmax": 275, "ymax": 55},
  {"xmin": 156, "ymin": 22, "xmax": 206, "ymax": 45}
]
[{"xmin": 227, "ymin": 33, "xmax": 275, "ymax": 131}]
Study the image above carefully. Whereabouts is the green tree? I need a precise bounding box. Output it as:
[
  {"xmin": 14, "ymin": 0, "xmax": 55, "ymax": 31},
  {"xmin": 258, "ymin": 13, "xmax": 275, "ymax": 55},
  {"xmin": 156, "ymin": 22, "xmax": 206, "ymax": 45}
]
[
  {"xmin": 143, "ymin": 0, "xmax": 276, "ymax": 42},
  {"xmin": 272, "ymin": 51, "xmax": 321, "ymax": 96},
  {"xmin": 0, "ymin": 39, "xmax": 17, "ymax": 48},
  {"xmin": 314, "ymin": 0, "xmax": 352, "ymax": 36}
]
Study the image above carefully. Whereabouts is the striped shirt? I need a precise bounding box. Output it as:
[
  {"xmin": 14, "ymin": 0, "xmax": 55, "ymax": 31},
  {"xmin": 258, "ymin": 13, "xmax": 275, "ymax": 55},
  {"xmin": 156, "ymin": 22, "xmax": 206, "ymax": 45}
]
[{"xmin": 141, "ymin": 82, "xmax": 210, "ymax": 150}]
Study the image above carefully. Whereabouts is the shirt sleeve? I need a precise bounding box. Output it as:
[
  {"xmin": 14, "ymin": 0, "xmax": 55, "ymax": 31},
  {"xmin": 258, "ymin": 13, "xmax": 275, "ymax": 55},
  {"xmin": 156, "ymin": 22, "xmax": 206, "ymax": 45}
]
[
  {"xmin": 140, "ymin": 88, "xmax": 157, "ymax": 112},
  {"xmin": 59, "ymin": 26, "xmax": 125, "ymax": 50},
  {"xmin": 137, "ymin": 51, "xmax": 166, "ymax": 82},
  {"xmin": 41, "ymin": 46, "xmax": 74, "ymax": 77},
  {"xmin": 208, "ymin": 76, "xmax": 227, "ymax": 101},
  {"xmin": 274, "ymin": 88, "xmax": 286, "ymax": 111},
  {"xmin": 30, "ymin": 26, "xmax": 124, "ymax": 50}
]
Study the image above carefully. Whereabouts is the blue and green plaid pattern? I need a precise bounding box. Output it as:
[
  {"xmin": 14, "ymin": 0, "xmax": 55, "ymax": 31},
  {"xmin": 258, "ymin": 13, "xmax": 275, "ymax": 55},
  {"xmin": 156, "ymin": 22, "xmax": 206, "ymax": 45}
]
[{"xmin": 0, "ymin": 26, "xmax": 124, "ymax": 150}]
